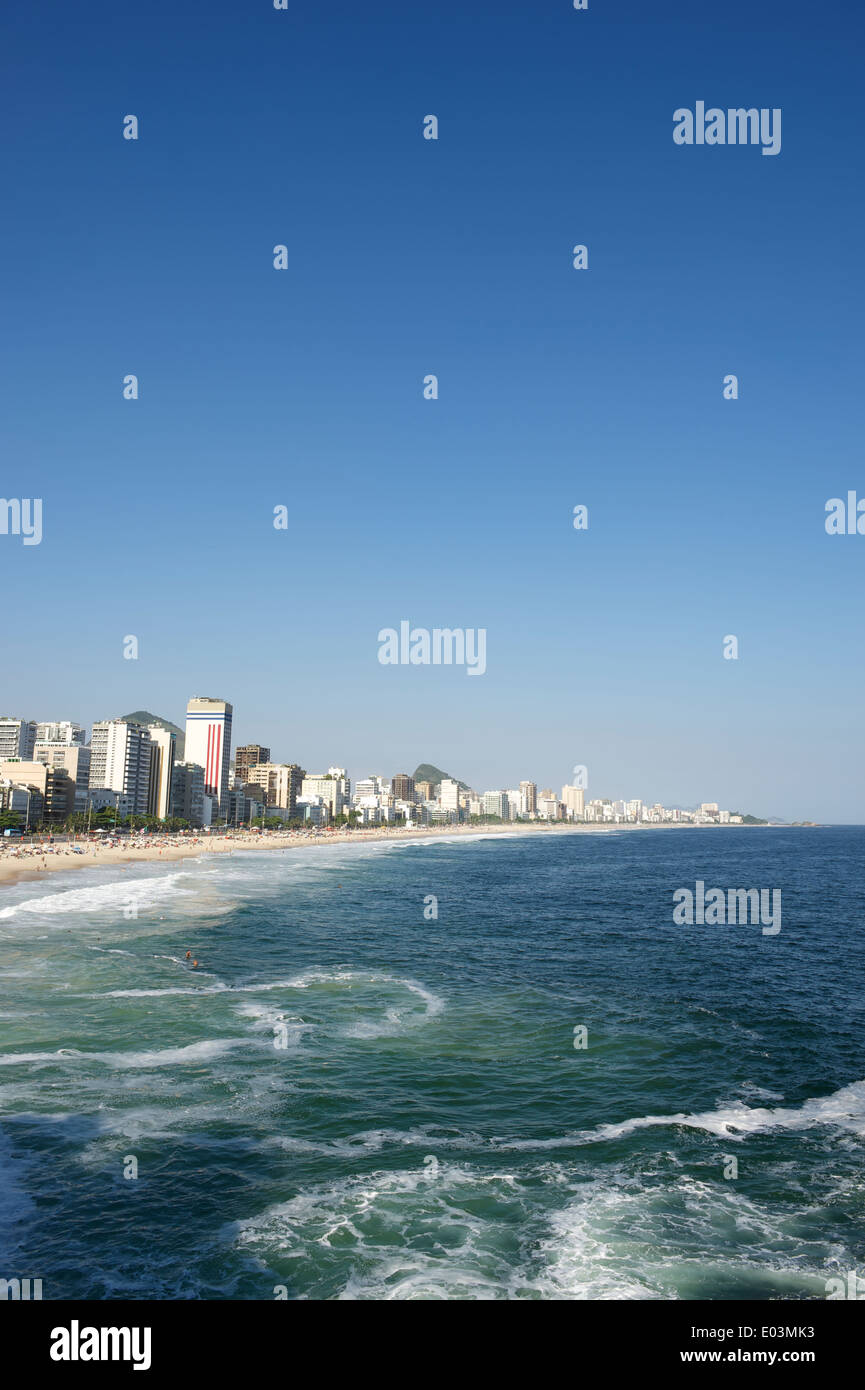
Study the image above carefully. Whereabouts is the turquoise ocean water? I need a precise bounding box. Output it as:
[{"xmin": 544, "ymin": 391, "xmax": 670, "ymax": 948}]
[{"xmin": 0, "ymin": 826, "xmax": 863, "ymax": 1300}]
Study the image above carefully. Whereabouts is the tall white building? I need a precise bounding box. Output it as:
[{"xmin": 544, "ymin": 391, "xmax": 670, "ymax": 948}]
[
  {"xmin": 440, "ymin": 779, "xmax": 461, "ymax": 818},
  {"xmin": 353, "ymin": 776, "xmax": 386, "ymax": 802},
  {"xmin": 88, "ymin": 721, "xmax": 153, "ymax": 816},
  {"xmin": 0, "ymin": 718, "xmax": 37, "ymax": 762},
  {"xmin": 184, "ymin": 697, "xmax": 233, "ymax": 819},
  {"xmin": 482, "ymin": 790, "xmax": 507, "ymax": 819}
]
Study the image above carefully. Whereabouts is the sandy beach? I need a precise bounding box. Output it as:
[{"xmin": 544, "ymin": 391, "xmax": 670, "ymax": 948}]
[
  {"xmin": 0, "ymin": 819, "xmax": 771, "ymax": 892},
  {"xmin": 0, "ymin": 822, "xmax": 605, "ymax": 890}
]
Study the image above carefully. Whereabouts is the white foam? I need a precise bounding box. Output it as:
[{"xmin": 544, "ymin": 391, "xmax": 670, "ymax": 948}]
[
  {"xmin": 0, "ymin": 1038, "xmax": 248, "ymax": 1069},
  {"xmin": 591, "ymin": 1078, "xmax": 865, "ymax": 1143},
  {"xmin": 230, "ymin": 969, "xmax": 445, "ymax": 1038},
  {"xmin": 0, "ymin": 874, "xmax": 188, "ymax": 921},
  {"xmin": 232, "ymin": 1162, "xmax": 530, "ymax": 1299}
]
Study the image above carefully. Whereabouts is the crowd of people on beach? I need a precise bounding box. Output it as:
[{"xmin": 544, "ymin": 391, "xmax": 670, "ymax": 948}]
[{"xmin": 0, "ymin": 823, "xmax": 419, "ymax": 872}]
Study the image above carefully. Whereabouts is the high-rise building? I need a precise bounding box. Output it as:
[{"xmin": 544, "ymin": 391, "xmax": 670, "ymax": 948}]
[
  {"xmin": 561, "ymin": 785, "xmax": 585, "ymax": 819},
  {"xmin": 482, "ymin": 790, "xmax": 507, "ymax": 819},
  {"xmin": 34, "ymin": 742, "xmax": 91, "ymax": 812},
  {"xmin": 146, "ymin": 726, "xmax": 176, "ymax": 819},
  {"xmin": 415, "ymin": 780, "xmax": 435, "ymax": 802},
  {"xmin": 184, "ymin": 698, "xmax": 233, "ymax": 819},
  {"xmin": 0, "ymin": 718, "xmax": 37, "ymax": 762},
  {"xmin": 301, "ymin": 768, "xmax": 350, "ymax": 817},
  {"xmin": 88, "ymin": 721, "xmax": 153, "ymax": 816},
  {"xmin": 391, "ymin": 773, "xmax": 415, "ymax": 803},
  {"xmin": 440, "ymin": 778, "xmax": 461, "ymax": 818},
  {"xmin": 35, "ymin": 721, "xmax": 85, "ymax": 746},
  {"xmin": 246, "ymin": 763, "xmax": 305, "ymax": 815},
  {"xmin": 235, "ymin": 744, "xmax": 270, "ymax": 783},
  {"xmin": 519, "ymin": 781, "xmax": 537, "ymax": 816},
  {"xmin": 353, "ymin": 776, "xmax": 386, "ymax": 802},
  {"xmin": 170, "ymin": 762, "xmax": 206, "ymax": 827}
]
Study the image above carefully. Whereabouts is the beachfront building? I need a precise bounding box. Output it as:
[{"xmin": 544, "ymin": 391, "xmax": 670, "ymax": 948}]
[
  {"xmin": 391, "ymin": 773, "xmax": 415, "ymax": 803},
  {"xmin": 0, "ymin": 777, "xmax": 44, "ymax": 827},
  {"xmin": 295, "ymin": 796, "xmax": 328, "ymax": 826},
  {"xmin": 246, "ymin": 762, "xmax": 305, "ymax": 816},
  {"xmin": 35, "ymin": 721, "xmax": 85, "ymax": 746},
  {"xmin": 0, "ymin": 760, "xmax": 74, "ymax": 824},
  {"xmin": 353, "ymin": 776, "xmax": 387, "ymax": 803},
  {"xmin": 0, "ymin": 718, "xmax": 37, "ymax": 762},
  {"xmin": 415, "ymin": 780, "xmax": 435, "ymax": 802},
  {"xmin": 170, "ymin": 762, "xmax": 206, "ymax": 827},
  {"xmin": 34, "ymin": 742, "xmax": 91, "ymax": 812},
  {"xmin": 87, "ymin": 787, "xmax": 134, "ymax": 818},
  {"xmin": 440, "ymin": 778, "xmax": 461, "ymax": 820},
  {"xmin": 301, "ymin": 769, "xmax": 350, "ymax": 817},
  {"xmin": 561, "ymin": 785, "xmax": 585, "ymax": 820},
  {"xmin": 146, "ymin": 726, "xmax": 176, "ymax": 820},
  {"xmin": 482, "ymin": 790, "xmax": 508, "ymax": 820},
  {"xmin": 227, "ymin": 784, "xmax": 266, "ymax": 825},
  {"xmin": 234, "ymin": 744, "xmax": 270, "ymax": 783},
  {"xmin": 88, "ymin": 721, "xmax": 153, "ymax": 817},
  {"xmin": 184, "ymin": 697, "xmax": 233, "ymax": 821},
  {"xmin": 519, "ymin": 781, "xmax": 537, "ymax": 817}
]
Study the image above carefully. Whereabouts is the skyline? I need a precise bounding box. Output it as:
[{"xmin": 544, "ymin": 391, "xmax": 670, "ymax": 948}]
[
  {"xmin": 1, "ymin": 0, "xmax": 863, "ymax": 824},
  {"xmin": 0, "ymin": 700, "xmax": 814, "ymax": 825}
]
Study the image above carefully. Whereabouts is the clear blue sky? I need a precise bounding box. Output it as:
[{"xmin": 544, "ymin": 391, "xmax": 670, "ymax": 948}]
[{"xmin": 1, "ymin": 0, "xmax": 863, "ymax": 822}]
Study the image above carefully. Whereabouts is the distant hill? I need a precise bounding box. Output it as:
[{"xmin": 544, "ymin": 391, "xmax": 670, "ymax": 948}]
[
  {"xmin": 122, "ymin": 711, "xmax": 185, "ymax": 761},
  {"xmin": 412, "ymin": 763, "xmax": 469, "ymax": 792}
]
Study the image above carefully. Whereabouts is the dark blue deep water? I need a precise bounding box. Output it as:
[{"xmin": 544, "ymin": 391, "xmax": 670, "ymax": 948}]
[{"xmin": 1, "ymin": 826, "xmax": 863, "ymax": 1299}]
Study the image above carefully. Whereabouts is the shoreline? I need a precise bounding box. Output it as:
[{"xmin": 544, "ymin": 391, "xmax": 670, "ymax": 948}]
[{"xmin": 0, "ymin": 820, "xmax": 785, "ymax": 892}]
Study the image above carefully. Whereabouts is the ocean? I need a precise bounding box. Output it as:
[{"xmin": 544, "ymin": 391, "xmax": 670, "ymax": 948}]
[{"xmin": 1, "ymin": 826, "xmax": 863, "ymax": 1301}]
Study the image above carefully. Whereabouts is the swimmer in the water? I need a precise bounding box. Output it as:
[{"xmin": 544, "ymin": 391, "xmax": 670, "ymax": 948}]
[
  {"xmin": 186, "ymin": 952, "xmax": 191, "ymax": 959},
  {"xmin": 192, "ymin": 960, "xmax": 198, "ymax": 968}
]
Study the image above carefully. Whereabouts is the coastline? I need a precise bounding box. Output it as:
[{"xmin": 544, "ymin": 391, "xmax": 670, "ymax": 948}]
[{"xmin": 0, "ymin": 820, "xmax": 777, "ymax": 892}]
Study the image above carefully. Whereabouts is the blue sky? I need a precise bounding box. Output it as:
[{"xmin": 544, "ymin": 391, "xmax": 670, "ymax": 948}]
[{"xmin": 1, "ymin": 0, "xmax": 863, "ymax": 821}]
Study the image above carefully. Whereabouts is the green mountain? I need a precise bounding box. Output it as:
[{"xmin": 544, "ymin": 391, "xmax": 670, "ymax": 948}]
[
  {"xmin": 122, "ymin": 711, "xmax": 185, "ymax": 761},
  {"xmin": 412, "ymin": 763, "xmax": 469, "ymax": 792}
]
